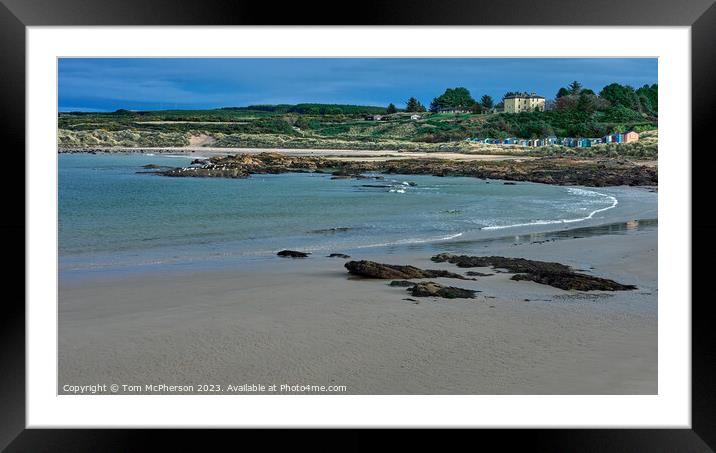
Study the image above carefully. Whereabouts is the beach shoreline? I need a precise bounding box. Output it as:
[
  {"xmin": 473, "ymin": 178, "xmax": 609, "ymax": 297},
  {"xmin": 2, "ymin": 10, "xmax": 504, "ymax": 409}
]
[
  {"xmin": 58, "ymin": 154, "xmax": 658, "ymax": 395},
  {"xmin": 58, "ymin": 186, "xmax": 656, "ymax": 277},
  {"xmin": 59, "ymin": 219, "xmax": 657, "ymax": 395}
]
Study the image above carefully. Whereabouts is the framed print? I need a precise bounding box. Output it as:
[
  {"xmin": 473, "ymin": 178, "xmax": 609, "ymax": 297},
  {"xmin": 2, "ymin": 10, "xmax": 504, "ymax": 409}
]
[{"xmin": 3, "ymin": 0, "xmax": 714, "ymax": 449}]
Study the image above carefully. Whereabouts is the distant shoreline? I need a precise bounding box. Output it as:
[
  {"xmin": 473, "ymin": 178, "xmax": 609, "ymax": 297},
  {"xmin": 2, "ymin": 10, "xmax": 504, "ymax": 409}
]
[{"xmin": 57, "ymin": 146, "xmax": 534, "ymax": 162}]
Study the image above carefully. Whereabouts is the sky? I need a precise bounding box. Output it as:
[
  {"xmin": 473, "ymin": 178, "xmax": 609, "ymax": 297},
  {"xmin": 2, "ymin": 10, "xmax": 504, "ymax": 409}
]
[{"xmin": 58, "ymin": 58, "xmax": 657, "ymax": 112}]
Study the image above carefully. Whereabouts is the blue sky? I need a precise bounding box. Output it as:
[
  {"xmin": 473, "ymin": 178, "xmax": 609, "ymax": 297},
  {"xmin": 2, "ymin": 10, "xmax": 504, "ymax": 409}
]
[{"xmin": 58, "ymin": 58, "xmax": 657, "ymax": 112}]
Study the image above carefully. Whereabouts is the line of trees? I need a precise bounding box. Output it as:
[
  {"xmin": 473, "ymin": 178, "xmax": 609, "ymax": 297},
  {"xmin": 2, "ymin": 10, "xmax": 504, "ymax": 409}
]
[
  {"xmin": 554, "ymin": 80, "xmax": 657, "ymax": 116},
  {"xmin": 389, "ymin": 80, "xmax": 656, "ymax": 117}
]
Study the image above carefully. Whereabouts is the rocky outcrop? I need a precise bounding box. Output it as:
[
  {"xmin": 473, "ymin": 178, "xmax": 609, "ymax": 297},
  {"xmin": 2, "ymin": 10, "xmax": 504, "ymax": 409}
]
[
  {"xmin": 327, "ymin": 253, "xmax": 351, "ymax": 259},
  {"xmin": 388, "ymin": 280, "xmax": 415, "ymax": 287},
  {"xmin": 431, "ymin": 253, "xmax": 636, "ymax": 291},
  {"xmin": 345, "ymin": 260, "xmax": 471, "ymax": 280},
  {"xmin": 408, "ymin": 282, "xmax": 477, "ymax": 299},
  {"xmin": 431, "ymin": 253, "xmax": 571, "ymax": 273},
  {"xmin": 160, "ymin": 166, "xmax": 251, "ymax": 178},
  {"xmin": 151, "ymin": 152, "xmax": 657, "ymax": 187},
  {"xmin": 465, "ymin": 271, "xmax": 494, "ymax": 277},
  {"xmin": 330, "ymin": 171, "xmax": 384, "ymax": 180},
  {"xmin": 510, "ymin": 272, "xmax": 636, "ymax": 291},
  {"xmin": 277, "ymin": 250, "xmax": 310, "ymax": 258}
]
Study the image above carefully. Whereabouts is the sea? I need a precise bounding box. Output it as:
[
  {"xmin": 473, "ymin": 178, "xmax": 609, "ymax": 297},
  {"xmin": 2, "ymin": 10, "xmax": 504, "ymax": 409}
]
[{"xmin": 59, "ymin": 153, "xmax": 658, "ymax": 274}]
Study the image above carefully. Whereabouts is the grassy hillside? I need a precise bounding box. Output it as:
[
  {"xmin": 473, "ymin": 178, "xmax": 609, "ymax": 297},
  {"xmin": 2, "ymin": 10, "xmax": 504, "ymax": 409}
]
[{"xmin": 58, "ymin": 103, "xmax": 657, "ymax": 159}]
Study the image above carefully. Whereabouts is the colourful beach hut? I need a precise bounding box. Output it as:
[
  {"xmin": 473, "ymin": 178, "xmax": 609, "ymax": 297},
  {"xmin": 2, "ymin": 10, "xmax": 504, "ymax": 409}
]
[{"xmin": 623, "ymin": 131, "xmax": 639, "ymax": 143}]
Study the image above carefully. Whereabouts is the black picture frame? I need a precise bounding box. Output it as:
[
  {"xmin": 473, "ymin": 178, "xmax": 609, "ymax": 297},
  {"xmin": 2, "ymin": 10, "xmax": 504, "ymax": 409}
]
[{"xmin": 2, "ymin": 0, "xmax": 713, "ymax": 450}]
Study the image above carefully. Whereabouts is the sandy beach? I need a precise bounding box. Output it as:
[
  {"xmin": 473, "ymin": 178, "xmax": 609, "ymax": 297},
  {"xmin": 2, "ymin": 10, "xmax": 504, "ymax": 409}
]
[
  {"xmin": 59, "ymin": 224, "xmax": 657, "ymax": 395},
  {"xmin": 63, "ymin": 145, "xmax": 537, "ymax": 162}
]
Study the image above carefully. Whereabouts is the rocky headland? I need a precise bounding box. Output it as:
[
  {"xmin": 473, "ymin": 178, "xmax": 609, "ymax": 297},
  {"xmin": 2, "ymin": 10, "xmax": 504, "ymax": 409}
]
[{"xmin": 149, "ymin": 152, "xmax": 657, "ymax": 187}]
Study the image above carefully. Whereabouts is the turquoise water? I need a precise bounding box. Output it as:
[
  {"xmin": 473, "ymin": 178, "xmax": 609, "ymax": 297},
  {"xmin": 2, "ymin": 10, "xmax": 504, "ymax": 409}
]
[{"xmin": 59, "ymin": 153, "xmax": 655, "ymax": 272}]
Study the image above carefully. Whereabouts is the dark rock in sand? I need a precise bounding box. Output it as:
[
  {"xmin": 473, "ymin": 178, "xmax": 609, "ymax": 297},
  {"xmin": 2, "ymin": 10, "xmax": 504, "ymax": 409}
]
[
  {"xmin": 327, "ymin": 253, "xmax": 351, "ymax": 259},
  {"xmin": 431, "ymin": 253, "xmax": 635, "ymax": 291},
  {"xmin": 408, "ymin": 281, "xmax": 477, "ymax": 299},
  {"xmin": 389, "ymin": 280, "xmax": 415, "ymax": 287},
  {"xmin": 431, "ymin": 253, "xmax": 571, "ymax": 273},
  {"xmin": 277, "ymin": 250, "xmax": 310, "ymax": 258},
  {"xmin": 510, "ymin": 273, "xmax": 636, "ymax": 291},
  {"xmin": 503, "ymin": 182, "xmax": 517, "ymax": 185},
  {"xmin": 465, "ymin": 271, "xmax": 494, "ymax": 277},
  {"xmin": 345, "ymin": 260, "xmax": 472, "ymax": 280}
]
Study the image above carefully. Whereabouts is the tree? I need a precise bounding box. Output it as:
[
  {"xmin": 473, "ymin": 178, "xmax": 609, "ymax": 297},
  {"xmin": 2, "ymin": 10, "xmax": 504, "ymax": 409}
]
[
  {"xmin": 599, "ymin": 83, "xmax": 643, "ymax": 113},
  {"xmin": 556, "ymin": 92, "xmax": 609, "ymax": 113},
  {"xmin": 480, "ymin": 95, "xmax": 494, "ymax": 110},
  {"xmin": 577, "ymin": 92, "xmax": 596, "ymax": 113},
  {"xmin": 405, "ymin": 97, "xmax": 419, "ymax": 112},
  {"xmin": 635, "ymin": 83, "xmax": 658, "ymax": 114},
  {"xmin": 471, "ymin": 103, "xmax": 483, "ymax": 114},
  {"xmin": 568, "ymin": 81, "xmax": 583, "ymax": 95},
  {"xmin": 556, "ymin": 87, "xmax": 570, "ymax": 98},
  {"xmin": 555, "ymin": 95, "xmax": 579, "ymax": 111},
  {"xmin": 386, "ymin": 103, "xmax": 398, "ymax": 114},
  {"xmin": 429, "ymin": 87, "xmax": 476, "ymax": 112},
  {"xmin": 405, "ymin": 97, "xmax": 427, "ymax": 113}
]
